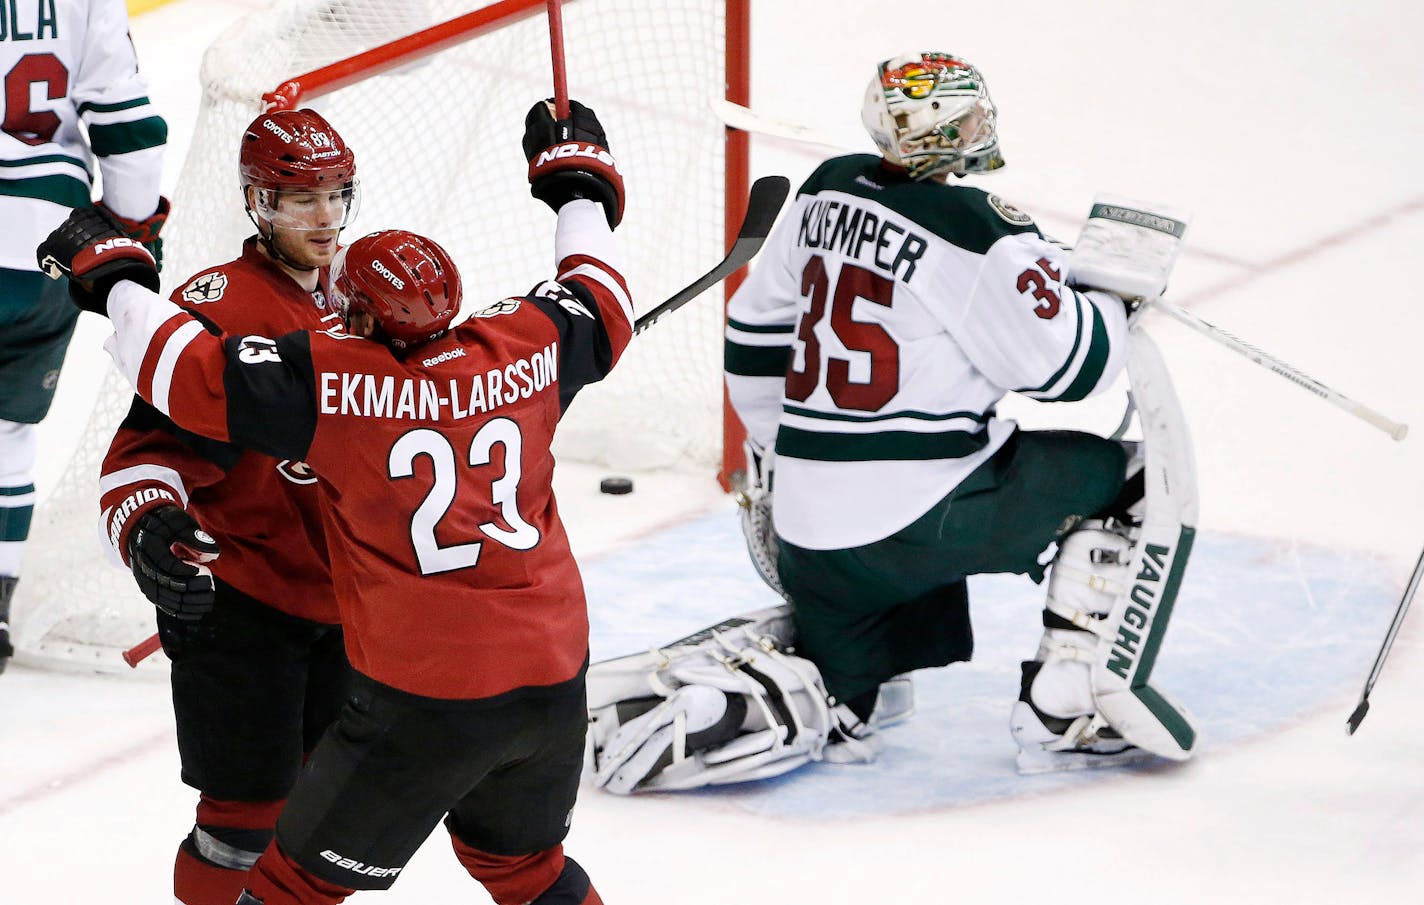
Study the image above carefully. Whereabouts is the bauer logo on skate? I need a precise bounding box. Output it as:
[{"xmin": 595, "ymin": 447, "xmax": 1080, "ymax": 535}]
[
  {"xmin": 1107, "ymin": 541, "xmax": 1174, "ymax": 679},
  {"xmin": 536, "ymin": 142, "xmax": 619, "ymax": 171},
  {"xmin": 318, "ymin": 343, "xmax": 557, "ymax": 420}
]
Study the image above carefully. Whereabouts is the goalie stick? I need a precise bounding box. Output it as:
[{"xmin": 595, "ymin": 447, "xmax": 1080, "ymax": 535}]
[
  {"xmin": 1149, "ymin": 299, "xmax": 1407, "ymax": 441},
  {"xmin": 119, "ymin": 175, "xmax": 792, "ymax": 669},
  {"xmin": 634, "ymin": 174, "xmax": 790, "ymax": 335},
  {"xmin": 1345, "ymin": 544, "xmax": 1424, "ymax": 735}
]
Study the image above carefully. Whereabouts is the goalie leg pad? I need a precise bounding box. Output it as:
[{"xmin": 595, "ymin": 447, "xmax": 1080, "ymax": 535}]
[
  {"xmin": 1012, "ymin": 331, "xmax": 1199, "ymax": 768},
  {"xmin": 588, "ymin": 606, "xmax": 836, "ymax": 793}
]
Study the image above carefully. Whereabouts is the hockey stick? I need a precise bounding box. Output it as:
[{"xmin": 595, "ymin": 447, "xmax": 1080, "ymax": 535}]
[
  {"xmin": 123, "ymin": 632, "xmax": 161, "ymax": 668},
  {"xmin": 545, "ymin": 0, "xmax": 569, "ymax": 119},
  {"xmin": 709, "ymin": 99, "xmax": 851, "ymax": 151},
  {"xmin": 1149, "ymin": 299, "xmax": 1408, "ymax": 441},
  {"xmin": 1346, "ymin": 545, "xmax": 1424, "ymax": 734},
  {"xmin": 634, "ymin": 174, "xmax": 791, "ymax": 335}
]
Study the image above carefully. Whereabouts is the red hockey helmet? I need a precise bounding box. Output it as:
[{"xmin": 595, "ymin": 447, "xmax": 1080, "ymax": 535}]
[
  {"xmin": 240, "ymin": 108, "xmax": 360, "ymax": 229},
  {"xmin": 332, "ymin": 231, "xmax": 462, "ymax": 351}
]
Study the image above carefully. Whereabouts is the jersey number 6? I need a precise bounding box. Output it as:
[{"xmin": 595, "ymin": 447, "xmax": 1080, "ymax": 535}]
[{"xmin": 388, "ymin": 419, "xmax": 541, "ymax": 576}]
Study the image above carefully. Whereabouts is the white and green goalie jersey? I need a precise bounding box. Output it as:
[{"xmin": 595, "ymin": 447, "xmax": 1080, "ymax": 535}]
[
  {"xmin": 1, "ymin": 0, "xmax": 166, "ymax": 272},
  {"xmin": 725, "ymin": 155, "xmax": 1129, "ymax": 551}
]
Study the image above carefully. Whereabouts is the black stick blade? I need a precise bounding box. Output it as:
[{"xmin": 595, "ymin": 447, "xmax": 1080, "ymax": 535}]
[
  {"xmin": 1345, "ymin": 699, "xmax": 1369, "ymax": 735},
  {"xmin": 633, "ymin": 175, "xmax": 791, "ymax": 334}
]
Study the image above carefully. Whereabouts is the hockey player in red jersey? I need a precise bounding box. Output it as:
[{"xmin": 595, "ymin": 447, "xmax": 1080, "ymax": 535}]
[
  {"xmin": 95, "ymin": 109, "xmax": 358, "ymax": 905},
  {"xmin": 40, "ymin": 98, "xmax": 626, "ymax": 905}
]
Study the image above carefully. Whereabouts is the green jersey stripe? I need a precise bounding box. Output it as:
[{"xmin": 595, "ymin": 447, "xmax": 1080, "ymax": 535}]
[
  {"xmin": 78, "ymin": 97, "xmax": 153, "ymax": 115},
  {"xmin": 88, "ymin": 117, "xmax": 169, "ymax": 157},
  {"xmin": 727, "ymin": 317, "xmax": 794, "ymax": 334},
  {"xmin": 725, "ymin": 340, "xmax": 790, "ymax": 377},
  {"xmin": 0, "ymin": 154, "xmax": 90, "ymax": 174},
  {"xmin": 1026, "ymin": 291, "xmax": 1086, "ymax": 395},
  {"xmin": 0, "ymin": 484, "xmax": 37, "ymax": 497},
  {"xmin": 783, "ymin": 404, "xmax": 988, "ymax": 424},
  {"xmin": 0, "ymin": 174, "xmax": 91, "ymax": 208},
  {"xmin": 1058, "ymin": 301, "xmax": 1112, "ymax": 402},
  {"xmin": 778, "ymin": 425, "xmax": 990, "ymax": 462}
]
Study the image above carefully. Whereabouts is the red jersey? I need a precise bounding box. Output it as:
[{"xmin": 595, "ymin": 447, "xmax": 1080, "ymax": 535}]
[
  {"xmin": 98, "ymin": 238, "xmax": 342, "ymax": 624},
  {"xmin": 103, "ymin": 203, "xmax": 633, "ymax": 699}
]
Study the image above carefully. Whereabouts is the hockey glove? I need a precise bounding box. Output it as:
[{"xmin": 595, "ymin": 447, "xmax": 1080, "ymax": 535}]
[
  {"xmin": 127, "ymin": 505, "xmax": 220, "ymax": 621},
  {"xmin": 36, "ymin": 205, "xmax": 161, "ymax": 316},
  {"xmin": 523, "ymin": 98, "xmax": 625, "ymax": 228},
  {"xmin": 97, "ymin": 196, "xmax": 170, "ymax": 272}
]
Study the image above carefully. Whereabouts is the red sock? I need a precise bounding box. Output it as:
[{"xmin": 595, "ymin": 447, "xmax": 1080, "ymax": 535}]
[
  {"xmin": 245, "ymin": 840, "xmax": 354, "ymax": 905},
  {"xmin": 451, "ymin": 836, "xmax": 601, "ymax": 904},
  {"xmin": 174, "ymin": 796, "xmax": 287, "ymax": 905},
  {"xmin": 175, "ymin": 843, "xmax": 249, "ymax": 905}
]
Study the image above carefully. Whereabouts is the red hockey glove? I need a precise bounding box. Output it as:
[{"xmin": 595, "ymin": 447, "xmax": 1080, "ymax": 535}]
[
  {"xmin": 523, "ymin": 98, "xmax": 625, "ymax": 228},
  {"xmin": 98, "ymin": 195, "xmax": 170, "ymax": 272},
  {"xmin": 36, "ymin": 205, "xmax": 160, "ymax": 315}
]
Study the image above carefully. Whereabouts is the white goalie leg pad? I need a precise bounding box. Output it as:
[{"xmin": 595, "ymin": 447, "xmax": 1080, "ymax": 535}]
[
  {"xmin": 1087, "ymin": 329, "xmax": 1198, "ymax": 761},
  {"xmin": 588, "ymin": 606, "xmax": 836, "ymax": 794},
  {"xmin": 1012, "ymin": 524, "xmax": 1148, "ymax": 773},
  {"xmin": 1012, "ymin": 330, "xmax": 1198, "ymax": 767}
]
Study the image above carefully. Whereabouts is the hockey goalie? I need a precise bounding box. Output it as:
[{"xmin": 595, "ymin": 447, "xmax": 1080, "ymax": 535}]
[{"xmin": 587, "ymin": 51, "xmax": 1199, "ymax": 793}]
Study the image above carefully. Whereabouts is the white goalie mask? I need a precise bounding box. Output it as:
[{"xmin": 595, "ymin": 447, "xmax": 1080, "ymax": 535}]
[{"xmin": 861, "ymin": 52, "xmax": 1004, "ymax": 181}]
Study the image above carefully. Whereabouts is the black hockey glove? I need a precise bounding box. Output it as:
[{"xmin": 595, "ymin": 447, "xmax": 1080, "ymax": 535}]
[
  {"xmin": 36, "ymin": 204, "xmax": 161, "ymax": 316},
  {"xmin": 126, "ymin": 505, "xmax": 220, "ymax": 621},
  {"xmin": 523, "ymin": 98, "xmax": 625, "ymax": 228}
]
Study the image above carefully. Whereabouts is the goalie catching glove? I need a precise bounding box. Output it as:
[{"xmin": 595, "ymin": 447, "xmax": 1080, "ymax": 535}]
[
  {"xmin": 36, "ymin": 204, "xmax": 160, "ymax": 315},
  {"xmin": 523, "ymin": 98, "xmax": 625, "ymax": 228},
  {"xmin": 126, "ymin": 505, "xmax": 220, "ymax": 621}
]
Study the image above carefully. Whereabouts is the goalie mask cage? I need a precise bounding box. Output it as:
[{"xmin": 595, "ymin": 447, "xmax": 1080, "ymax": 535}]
[{"xmin": 13, "ymin": 0, "xmax": 751, "ymax": 672}]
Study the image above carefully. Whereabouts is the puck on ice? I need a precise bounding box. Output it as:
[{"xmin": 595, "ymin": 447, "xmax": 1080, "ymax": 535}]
[{"xmin": 599, "ymin": 476, "xmax": 634, "ymax": 495}]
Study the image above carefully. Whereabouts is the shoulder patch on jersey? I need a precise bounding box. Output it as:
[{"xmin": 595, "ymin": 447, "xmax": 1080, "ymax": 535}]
[
  {"xmin": 472, "ymin": 298, "xmax": 522, "ymax": 318},
  {"xmin": 987, "ymin": 194, "xmax": 1033, "ymax": 226},
  {"xmin": 182, "ymin": 272, "xmax": 228, "ymax": 305}
]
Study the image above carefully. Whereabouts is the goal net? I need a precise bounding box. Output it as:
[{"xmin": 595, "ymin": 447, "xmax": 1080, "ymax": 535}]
[{"xmin": 12, "ymin": 0, "xmax": 748, "ymax": 671}]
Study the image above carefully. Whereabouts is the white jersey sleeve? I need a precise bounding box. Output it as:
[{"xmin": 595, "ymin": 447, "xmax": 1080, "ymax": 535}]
[
  {"xmin": 1, "ymin": 0, "xmax": 166, "ymax": 270},
  {"xmin": 725, "ymin": 200, "xmax": 803, "ymax": 452},
  {"xmin": 943, "ymin": 232, "xmax": 1129, "ymax": 403}
]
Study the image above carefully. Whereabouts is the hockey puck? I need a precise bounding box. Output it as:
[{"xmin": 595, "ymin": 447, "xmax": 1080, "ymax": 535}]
[{"xmin": 599, "ymin": 476, "xmax": 634, "ymax": 495}]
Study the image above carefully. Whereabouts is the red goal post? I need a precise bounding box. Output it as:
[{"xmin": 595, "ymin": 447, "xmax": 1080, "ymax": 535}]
[{"xmin": 12, "ymin": 0, "xmax": 751, "ymax": 673}]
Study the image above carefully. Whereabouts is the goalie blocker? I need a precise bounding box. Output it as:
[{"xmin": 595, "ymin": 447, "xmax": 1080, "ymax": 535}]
[{"xmin": 587, "ymin": 606, "xmax": 913, "ymax": 793}]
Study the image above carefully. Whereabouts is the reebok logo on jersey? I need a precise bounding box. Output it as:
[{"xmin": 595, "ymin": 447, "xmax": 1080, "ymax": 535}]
[
  {"xmin": 371, "ymin": 259, "xmax": 405, "ymax": 289},
  {"xmin": 319, "ymin": 850, "xmax": 403, "ymax": 879},
  {"xmin": 536, "ymin": 143, "xmax": 619, "ymax": 171},
  {"xmin": 421, "ymin": 347, "xmax": 466, "ymax": 368}
]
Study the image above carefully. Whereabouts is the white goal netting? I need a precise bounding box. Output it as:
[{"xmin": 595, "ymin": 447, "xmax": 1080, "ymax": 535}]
[{"xmin": 13, "ymin": 0, "xmax": 740, "ymax": 671}]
